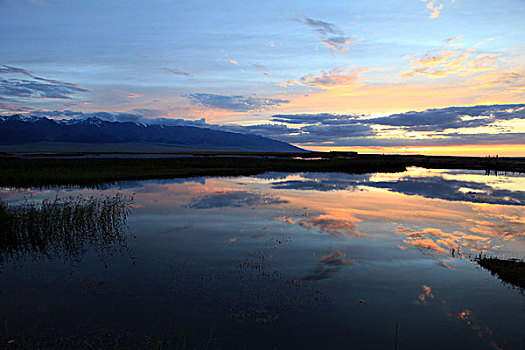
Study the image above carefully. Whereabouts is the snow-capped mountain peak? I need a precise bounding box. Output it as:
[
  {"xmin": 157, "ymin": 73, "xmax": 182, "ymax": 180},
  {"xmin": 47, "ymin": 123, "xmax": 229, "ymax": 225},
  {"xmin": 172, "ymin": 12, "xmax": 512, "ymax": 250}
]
[{"xmin": 0, "ymin": 114, "xmax": 42, "ymax": 123}]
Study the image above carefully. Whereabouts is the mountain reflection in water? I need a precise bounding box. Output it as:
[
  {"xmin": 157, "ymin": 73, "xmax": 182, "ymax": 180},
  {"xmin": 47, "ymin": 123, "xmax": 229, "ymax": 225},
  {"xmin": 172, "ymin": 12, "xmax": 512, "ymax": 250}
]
[{"xmin": 0, "ymin": 167, "xmax": 523, "ymax": 349}]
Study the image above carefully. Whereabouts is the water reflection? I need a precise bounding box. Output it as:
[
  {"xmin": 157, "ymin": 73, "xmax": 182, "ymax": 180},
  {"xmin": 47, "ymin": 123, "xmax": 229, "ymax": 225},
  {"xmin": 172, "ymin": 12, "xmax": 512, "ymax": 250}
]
[
  {"xmin": 397, "ymin": 226, "xmax": 492, "ymax": 255},
  {"xmin": 298, "ymin": 216, "xmax": 362, "ymax": 238},
  {"xmin": 0, "ymin": 167, "xmax": 523, "ymax": 349},
  {"xmin": 415, "ymin": 285, "xmax": 434, "ymax": 305},
  {"xmin": 303, "ymin": 251, "xmax": 358, "ymax": 281},
  {"xmin": 188, "ymin": 190, "xmax": 287, "ymax": 209},
  {"xmin": 367, "ymin": 177, "xmax": 524, "ymax": 205},
  {"xmin": 271, "ymin": 171, "xmax": 525, "ymax": 205}
]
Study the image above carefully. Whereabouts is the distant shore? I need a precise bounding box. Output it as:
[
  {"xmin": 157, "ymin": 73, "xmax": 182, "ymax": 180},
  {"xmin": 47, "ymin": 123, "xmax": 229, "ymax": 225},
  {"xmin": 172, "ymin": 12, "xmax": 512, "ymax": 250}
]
[{"xmin": 0, "ymin": 152, "xmax": 523, "ymax": 187}]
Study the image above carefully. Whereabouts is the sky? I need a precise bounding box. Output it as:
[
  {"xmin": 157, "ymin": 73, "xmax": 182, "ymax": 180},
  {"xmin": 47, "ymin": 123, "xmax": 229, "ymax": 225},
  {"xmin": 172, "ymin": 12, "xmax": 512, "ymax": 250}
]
[{"xmin": 1, "ymin": 0, "xmax": 524, "ymax": 155}]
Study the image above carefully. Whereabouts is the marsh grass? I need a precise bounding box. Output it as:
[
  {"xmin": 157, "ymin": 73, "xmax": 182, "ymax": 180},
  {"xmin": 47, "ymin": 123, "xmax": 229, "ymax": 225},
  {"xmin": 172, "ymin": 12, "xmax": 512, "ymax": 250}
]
[
  {"xmin": 0, "ymin": 156, "xmax": 407, "ymax": 188},
  {"xmin": 2, "ymin": 153, "xmax": 523, "ymax": 188},
  {"xmin": 0, "ymin": 193, "xmax": 132, "ymax": 264}
]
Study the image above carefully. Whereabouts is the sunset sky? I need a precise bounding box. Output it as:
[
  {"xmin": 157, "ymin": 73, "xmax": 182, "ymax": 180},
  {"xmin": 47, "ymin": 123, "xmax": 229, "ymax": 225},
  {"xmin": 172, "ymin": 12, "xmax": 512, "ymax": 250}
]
[{"xmin": 1, "ymin": 0, "xmax": 524, "ymax": 155}]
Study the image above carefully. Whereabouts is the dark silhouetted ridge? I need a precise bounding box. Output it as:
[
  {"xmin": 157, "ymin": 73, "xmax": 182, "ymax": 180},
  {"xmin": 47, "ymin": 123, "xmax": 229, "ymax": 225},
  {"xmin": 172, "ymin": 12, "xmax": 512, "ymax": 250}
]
[{"xmin": 0, "ymin": 115, "xmax": 303, "ymax": 152}]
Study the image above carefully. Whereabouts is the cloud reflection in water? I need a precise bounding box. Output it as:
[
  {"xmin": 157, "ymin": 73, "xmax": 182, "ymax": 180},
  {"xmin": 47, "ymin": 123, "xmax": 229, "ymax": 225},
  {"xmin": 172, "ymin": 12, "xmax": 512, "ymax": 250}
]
[
  {"xmin": 188, "ymin": 190, "xmax": 287, "ymax": 209},
  {"xmin": 303, "ymin": 250, "xmax": 358, "ymax": 281}
]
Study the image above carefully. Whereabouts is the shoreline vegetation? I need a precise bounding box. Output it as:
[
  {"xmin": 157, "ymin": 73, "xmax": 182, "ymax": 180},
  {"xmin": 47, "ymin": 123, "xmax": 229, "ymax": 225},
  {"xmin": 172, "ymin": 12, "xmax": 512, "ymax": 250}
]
[
  {"xmin": 0, "ymin": 151, "xmax": 524, "ymax": 187},
  {"xmin": 475, "ymin": 256, "xmax": 525, "ymax": 290},
  {"xmin": 0, "ymin": 194, "xmax": 132, "ymax": 264}
]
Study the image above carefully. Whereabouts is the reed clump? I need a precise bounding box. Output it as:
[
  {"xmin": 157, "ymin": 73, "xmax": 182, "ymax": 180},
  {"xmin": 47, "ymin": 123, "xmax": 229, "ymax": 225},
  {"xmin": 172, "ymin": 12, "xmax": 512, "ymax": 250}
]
[{"xmin": 0, "ymin": 193, "xmax": 132, "ymax": 264}]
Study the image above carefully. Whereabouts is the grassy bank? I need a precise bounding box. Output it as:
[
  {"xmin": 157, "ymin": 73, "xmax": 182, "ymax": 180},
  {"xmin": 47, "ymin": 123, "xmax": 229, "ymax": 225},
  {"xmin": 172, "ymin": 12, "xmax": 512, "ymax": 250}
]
[
  {"xmin": 0, "ymin": 152, "xmax": 523, "ymax": 187},
  {"xmin": 0, "ymin": 156, "xmax": 407, "ymax": 187}
]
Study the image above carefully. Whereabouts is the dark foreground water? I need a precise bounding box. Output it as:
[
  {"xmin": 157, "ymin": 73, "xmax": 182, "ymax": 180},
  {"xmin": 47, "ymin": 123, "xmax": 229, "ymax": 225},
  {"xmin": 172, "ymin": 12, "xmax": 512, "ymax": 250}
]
[{"xmin": 0, "ymin": 168, "xmax": 523, "ymax": 349}]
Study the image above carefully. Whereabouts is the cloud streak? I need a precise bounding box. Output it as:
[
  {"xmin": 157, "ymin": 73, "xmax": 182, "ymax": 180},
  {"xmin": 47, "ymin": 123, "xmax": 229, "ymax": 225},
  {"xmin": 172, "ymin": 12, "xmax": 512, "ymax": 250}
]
[
  {"xmin": 300, "ymin": 68, "xmax": 367, "ymax": 88},
  {"xmin": 161, "ymin": 68, "xmax": 193, "ymax": 78},
  {"xmin": 184, "ymin": 93, "xmax": 289, "ymax": 112},
  {"xmin": 301, "ymin": 17, "xmax": 341, "ymax": 36},
  {"xmin": 0, "ymin": 79, "xmax": 88, "ymax": 100},
  {"xmin": 0, "ymin": 65, "xmax": 88, "ymax": 101},
  {"xmin": 321, "ymin": 36, "xmax": 360, "ymax": 53},
  {"xmin": 298, "ymin": 16, "xmax": 360, "ymax": 53},
  {"xmin": 402, "ymin": 39, "xmax": 502, "ymax": 79}
]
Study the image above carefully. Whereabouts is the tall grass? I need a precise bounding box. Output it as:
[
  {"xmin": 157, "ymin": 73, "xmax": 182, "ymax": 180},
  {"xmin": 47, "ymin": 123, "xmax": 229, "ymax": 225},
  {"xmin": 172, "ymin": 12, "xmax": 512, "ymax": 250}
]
[{"xmin": 0, "ymin": 193, "xmax": 132, "ymax": 264}]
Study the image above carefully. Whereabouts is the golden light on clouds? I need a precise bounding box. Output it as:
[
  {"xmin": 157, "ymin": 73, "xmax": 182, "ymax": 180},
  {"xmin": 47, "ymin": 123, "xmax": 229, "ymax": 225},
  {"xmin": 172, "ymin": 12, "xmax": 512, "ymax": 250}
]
[
  {"xmin": 305, "ymin": 144, "xmax": 525, "ymax": 157},
  {"xmin": 300, "ymin": 67, "xmax": 369, "ymax": 89},
  {"xmin": 423, "ymin": 0, "xmax": 445, "ymax": 19}
]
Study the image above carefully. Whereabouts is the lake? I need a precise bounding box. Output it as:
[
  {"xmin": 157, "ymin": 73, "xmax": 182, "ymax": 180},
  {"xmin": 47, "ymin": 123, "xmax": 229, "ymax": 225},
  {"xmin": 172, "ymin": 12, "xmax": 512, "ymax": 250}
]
[{"xmin": 0, "ymin": 167, "xmax": 523, "ymax": 349}]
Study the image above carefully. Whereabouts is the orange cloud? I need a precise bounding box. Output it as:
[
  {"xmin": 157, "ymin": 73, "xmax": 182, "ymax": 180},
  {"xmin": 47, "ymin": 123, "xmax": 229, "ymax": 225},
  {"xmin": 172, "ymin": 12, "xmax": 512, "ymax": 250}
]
[
  {"xmin": 400, "ymin": 37, "xmax": 510, "ymax": 80},
  {"xmin": 276, "ymin": 79, "xmax": 297, "ymax": 87},
  {"xmin": 422, "ymin": 0, "xmax": 445, "ymax": 19},
  {"xmin": 276, "ymin": 216, "xmax": 295, "ymax": 224},
  {"xmin": 471, "ymin": 68, "xmax": 525, "ymax": 88},
  {"xmin": 402, "ymin": 49, "xmax": 498, "ymax": 79},
  {"xmin": 467, "ymin": 53, "xmax": 500, "ymax": 73}
]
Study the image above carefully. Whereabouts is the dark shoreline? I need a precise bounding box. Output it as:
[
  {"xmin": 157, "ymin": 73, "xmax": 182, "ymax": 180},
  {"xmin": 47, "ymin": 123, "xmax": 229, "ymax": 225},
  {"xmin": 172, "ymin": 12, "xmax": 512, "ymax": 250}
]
[
  {"xmin": 0, "ymin": 152, "xmax": 523, "ymax": 187},
  {"xmin": 475, "ymin": 257, "xmax": 525, "ymax": 290}
]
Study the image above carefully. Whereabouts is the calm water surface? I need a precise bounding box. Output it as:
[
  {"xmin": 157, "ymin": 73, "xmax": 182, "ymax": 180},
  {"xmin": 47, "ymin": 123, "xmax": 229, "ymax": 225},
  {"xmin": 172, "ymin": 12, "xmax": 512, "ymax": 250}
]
[{"xmin": 0, "ymin": 167, "xmax": 524, "ymax": 349}]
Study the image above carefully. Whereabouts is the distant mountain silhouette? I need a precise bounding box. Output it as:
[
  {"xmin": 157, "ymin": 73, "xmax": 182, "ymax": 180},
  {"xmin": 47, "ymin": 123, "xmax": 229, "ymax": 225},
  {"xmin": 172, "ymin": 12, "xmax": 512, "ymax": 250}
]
[{"xmin": 0, "ymin": 115, "xmax": 303, "ymax": 152}]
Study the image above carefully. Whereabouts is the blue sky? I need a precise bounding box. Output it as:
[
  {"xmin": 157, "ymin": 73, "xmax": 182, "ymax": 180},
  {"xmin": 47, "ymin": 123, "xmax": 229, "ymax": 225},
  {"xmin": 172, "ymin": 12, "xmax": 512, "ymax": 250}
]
[{"xmin": 1, "ymin": 0, "xmax": 524, "ymax": 154}]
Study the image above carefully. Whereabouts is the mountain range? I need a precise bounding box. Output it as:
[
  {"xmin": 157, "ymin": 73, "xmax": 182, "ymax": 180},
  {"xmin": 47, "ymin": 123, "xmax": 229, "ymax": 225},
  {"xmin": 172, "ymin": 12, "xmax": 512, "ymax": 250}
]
[{"xmin": 0, "ymin": 115, "xmax": 303, "ymax": 152}]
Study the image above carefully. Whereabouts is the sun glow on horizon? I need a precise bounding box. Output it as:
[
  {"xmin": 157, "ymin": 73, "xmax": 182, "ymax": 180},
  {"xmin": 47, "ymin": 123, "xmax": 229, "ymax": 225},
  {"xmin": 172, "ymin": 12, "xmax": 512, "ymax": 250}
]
[{"xmin": 302, "ymin": 144, "xmax": 525, "ymax": 157}]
